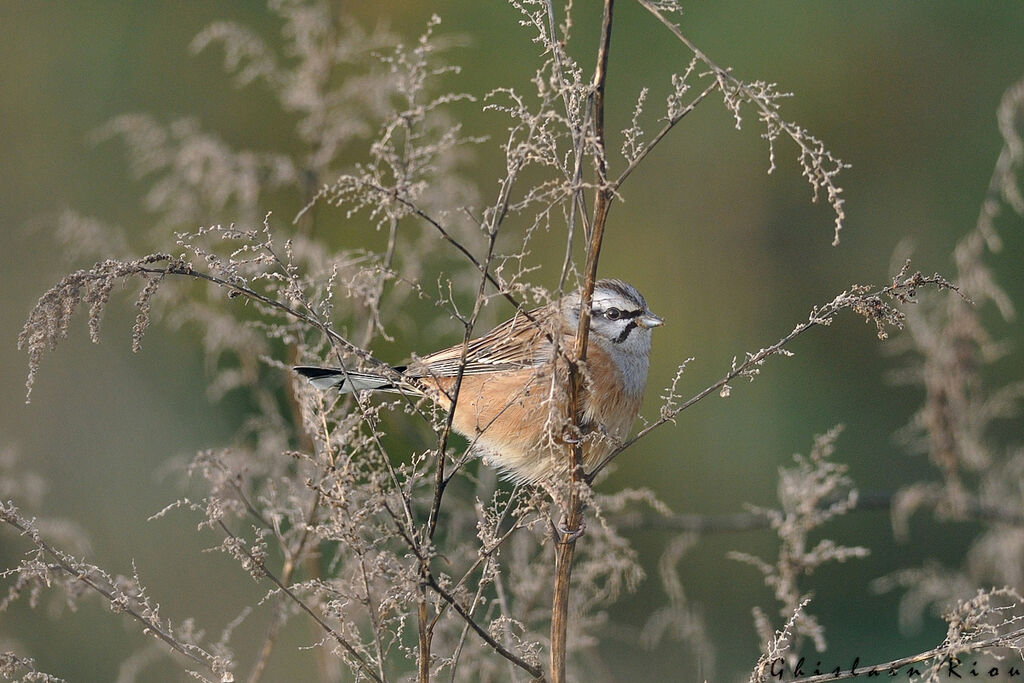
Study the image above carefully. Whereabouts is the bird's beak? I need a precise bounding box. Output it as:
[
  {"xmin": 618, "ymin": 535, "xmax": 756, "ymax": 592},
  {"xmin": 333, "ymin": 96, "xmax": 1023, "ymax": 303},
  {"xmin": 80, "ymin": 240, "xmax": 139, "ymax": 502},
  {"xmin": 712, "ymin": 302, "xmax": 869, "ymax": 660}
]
[{"xmin": 637, "ymin": 311, "xmax": 665, "ymax": 329}]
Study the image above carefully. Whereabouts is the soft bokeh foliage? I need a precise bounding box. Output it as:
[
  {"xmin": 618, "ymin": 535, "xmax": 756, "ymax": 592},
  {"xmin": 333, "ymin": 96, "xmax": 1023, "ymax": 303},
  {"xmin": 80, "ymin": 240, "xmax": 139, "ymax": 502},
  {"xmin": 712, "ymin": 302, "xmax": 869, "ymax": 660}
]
[{"xmin": 2, "ymin": 2, "xmax": 1023, "ymax": 681}]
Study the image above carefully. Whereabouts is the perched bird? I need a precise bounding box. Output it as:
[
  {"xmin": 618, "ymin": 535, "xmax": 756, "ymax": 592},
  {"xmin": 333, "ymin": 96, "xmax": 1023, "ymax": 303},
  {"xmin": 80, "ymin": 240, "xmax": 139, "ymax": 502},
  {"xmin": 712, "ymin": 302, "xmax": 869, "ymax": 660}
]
[{"xmin": 296, "ymin": 279, "xmax": 662, "ymax": 484}]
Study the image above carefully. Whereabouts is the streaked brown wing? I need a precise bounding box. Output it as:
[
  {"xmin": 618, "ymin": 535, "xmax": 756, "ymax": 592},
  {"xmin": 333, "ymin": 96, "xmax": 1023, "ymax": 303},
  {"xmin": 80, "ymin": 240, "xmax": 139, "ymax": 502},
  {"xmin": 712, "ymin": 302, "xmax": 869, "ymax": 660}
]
[{"xmin": 410, "ymin": 305, "xmax": 555, "ymax": 378}]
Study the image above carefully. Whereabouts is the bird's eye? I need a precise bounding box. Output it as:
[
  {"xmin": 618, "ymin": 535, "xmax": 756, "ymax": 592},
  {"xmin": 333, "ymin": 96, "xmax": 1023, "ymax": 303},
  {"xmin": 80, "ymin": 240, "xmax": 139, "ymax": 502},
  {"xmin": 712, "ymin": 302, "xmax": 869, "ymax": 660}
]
[{"xmin": 604, "ymin": 307, "xmax": 622, "ymax": 320}]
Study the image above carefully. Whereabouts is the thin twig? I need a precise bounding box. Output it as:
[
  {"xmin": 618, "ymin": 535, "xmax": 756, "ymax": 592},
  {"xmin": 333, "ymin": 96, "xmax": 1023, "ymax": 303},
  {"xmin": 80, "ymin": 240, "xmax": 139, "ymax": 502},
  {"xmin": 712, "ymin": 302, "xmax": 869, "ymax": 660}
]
[
  {"xmin": 783, "ymin": 626, "xmax": 1024, "ymax": 683},
  {"xmin": 612, "ymin": 78, "xmax": 719, "ymax": 193},
  {"xmin": 377, "ymin": 497, "xmax": 545, "ymax": 681},
  {"xmin": 545, "ymin": 0, "xmax": 594, "ymax": 241},
  {"xmin": 587, "ymin": 273, "xmax": 956, "ymax": 480},
  {"xmin": 427, "ymin": 227, "xmax": 501, "ymax": 538},
  {"xmin": 215, "ymin": 521, "xmax": 383, "ymax": 683},
  {"xmin": 137, "ymin": 261, "xmax": 395, "ymax": 378},
  {"xmin": 363, "ymin": 185, "xmax": 524, "ymax": 310},
  {"xmin": 1, "ymin": 508, "xmax": 224, "ymax": 679},
  {"xmin": 635, "ymin": 0, "xmax": 847, "ymax": 244},
  {"xmin": 424, "ymin": 574, "xmax": 546, "ymax": 681},
  {"xmin": 246, "ymin": 488, "xmax": 328, "ymax": 683}
]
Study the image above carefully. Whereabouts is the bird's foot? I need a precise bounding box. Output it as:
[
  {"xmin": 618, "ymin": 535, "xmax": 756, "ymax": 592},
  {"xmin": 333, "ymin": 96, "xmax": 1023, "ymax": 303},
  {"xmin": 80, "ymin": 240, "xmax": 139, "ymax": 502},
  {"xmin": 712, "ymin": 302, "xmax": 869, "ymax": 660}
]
[{"xmin": 550, "ymin": 509, "xmax": 587, "ymax": 544}]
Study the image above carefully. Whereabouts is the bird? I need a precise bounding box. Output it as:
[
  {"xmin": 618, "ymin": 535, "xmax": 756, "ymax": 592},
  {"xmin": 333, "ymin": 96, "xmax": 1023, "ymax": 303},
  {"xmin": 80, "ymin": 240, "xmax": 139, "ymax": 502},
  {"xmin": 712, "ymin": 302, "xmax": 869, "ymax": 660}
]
[{"xmin": 295, "ymin": 279, "xmax": 663, "ymax": 485}]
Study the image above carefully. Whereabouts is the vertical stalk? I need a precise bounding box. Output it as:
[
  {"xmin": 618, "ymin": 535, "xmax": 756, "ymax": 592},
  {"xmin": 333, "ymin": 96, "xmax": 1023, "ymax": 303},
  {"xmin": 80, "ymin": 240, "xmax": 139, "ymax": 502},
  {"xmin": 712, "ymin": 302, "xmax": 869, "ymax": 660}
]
[
  {"xmin": 418, "ymin": 593, "xmax": 432, "ymax": 683},
  {"xmin": 549, "ymin": 1, "xmax": 615, "ymax": 682}
]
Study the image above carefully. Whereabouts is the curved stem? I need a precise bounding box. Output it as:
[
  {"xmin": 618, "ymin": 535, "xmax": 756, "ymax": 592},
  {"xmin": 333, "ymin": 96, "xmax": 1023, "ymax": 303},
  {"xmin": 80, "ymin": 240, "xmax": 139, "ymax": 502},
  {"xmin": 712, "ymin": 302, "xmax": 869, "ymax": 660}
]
[{"xmin": 782, "ymin": 625, "xmax": 1024, "ymax": 683}]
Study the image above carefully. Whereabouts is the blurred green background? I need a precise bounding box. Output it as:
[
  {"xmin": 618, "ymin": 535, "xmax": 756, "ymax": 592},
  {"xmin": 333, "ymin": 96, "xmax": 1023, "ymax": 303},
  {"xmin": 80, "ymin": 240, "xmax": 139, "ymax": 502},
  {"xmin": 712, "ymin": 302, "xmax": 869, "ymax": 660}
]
[{"xmin": 2, "ymin": 2, "xmax": 1023, "ymax": 681}]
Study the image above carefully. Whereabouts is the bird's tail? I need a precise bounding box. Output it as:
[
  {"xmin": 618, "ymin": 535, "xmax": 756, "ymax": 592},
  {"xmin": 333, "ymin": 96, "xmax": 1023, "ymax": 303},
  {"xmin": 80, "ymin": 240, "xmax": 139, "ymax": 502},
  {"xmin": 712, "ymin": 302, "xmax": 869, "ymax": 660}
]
[{"xmin": 294, "ymin": 366, "xmax": 405, "ymax": 394}]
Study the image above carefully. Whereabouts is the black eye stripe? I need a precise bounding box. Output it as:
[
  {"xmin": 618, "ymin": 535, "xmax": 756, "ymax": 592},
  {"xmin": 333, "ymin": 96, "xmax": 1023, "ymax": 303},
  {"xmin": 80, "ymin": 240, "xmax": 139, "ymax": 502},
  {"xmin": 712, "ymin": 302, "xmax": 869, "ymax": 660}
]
[
  {"xmin": 613, "ymin": 321, "xmax": 638, "ymax": 344},
  {"xmin": 592, "ymin": 308, "xmax": 642, "ymax": 319}
]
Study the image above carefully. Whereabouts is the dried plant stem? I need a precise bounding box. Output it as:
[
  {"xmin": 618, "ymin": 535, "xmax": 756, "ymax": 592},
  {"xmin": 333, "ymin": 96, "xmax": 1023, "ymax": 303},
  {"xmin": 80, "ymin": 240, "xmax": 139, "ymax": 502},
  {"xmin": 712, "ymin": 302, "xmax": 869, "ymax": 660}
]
[
  {"xmin": 247, "ymin": 492, "xmax": 324, "ymax": 683},
  {"xmin": 215, "ymin": 521, "xmax": 383, "ymax": 683},
  {"xmin": 785, "ymin": 625, "xmax": 1024, "ymax": 683},
  {"xmin": 612, "ymin": 78, "xmax": 719, "ymax": 193},
  {"xmin": 429, "ymin": 520, "xmax": 523, "ymax": 633},
  {"xmin": 617, "ymin": 490, "xmax": 1024, "ymax": 534},
  {"xmin": 356, "ymin": 550, "xmax": 389, "ymax": 683},
  {"xmin": 135, "ymin": 261, "xmax": 394, "ymax": 378},
  {"xmin": 1, "ymin": 509, "xmax": 222, "ymax": 679},
  {"xmin": 377, "ymin": 491, "xmax": 545, "ymax": 681},
  {"xmin": 551, "ymin": 2, "xmax": 615, "ymax": 682},
  {"xmin": 428, "ymin": 228, "xmax": 501, "ymax": 537},
  {"xmin": 417, "ymin": 234, "xmax": 501, "ymax": 683},
  {"xmin": 360, "ymin": 215, "xmax": 400, "ymax": 348},
  {"xmin": 412, "ymin": 117, "xmax": 513, "ymax": 682},
  {"xmin": 424, "ymin": 574, "xmax": 546, "ymax": 680},
  {"xmin": 417, "ymin": 597, "xmax": 431, "ymax": 683},
  {"xmin": 588, "ymin": 271, "xmax": 956, "ymax": 480},
  {"xmin": 544, "ymin": 0, "xmax": 594, "ymax": 253},
  {"xmin": 364, "ymin": 186, "xmax": 504, "ymax": 296},
  {"xmin": 635, "ymin": 0, "xmax": 847, "ymax": 244}
]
